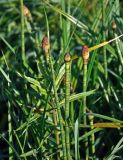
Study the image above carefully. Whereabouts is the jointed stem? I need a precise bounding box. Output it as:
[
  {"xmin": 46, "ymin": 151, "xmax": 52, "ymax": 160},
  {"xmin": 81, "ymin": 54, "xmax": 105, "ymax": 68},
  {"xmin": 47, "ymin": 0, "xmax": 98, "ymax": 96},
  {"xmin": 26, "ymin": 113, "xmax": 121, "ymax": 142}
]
[
  {"xmin": 83, "ymin": 62, "xmax": 89, "ymax": 160},
  {"xmin": 82, "ymin": 46, "xmax": 89, "ymax": 160},
  {"xmin": 64, "ymin": 53, "xmax": 71, "ymax": 160}
]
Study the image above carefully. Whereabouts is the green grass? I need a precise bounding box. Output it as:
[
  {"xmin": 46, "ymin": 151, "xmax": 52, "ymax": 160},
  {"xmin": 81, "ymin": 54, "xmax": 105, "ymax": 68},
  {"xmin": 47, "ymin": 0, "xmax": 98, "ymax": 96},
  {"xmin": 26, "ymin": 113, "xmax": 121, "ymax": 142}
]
[{"xmin": 0, "ymin": 0, "xmax": 123, "ymax": 159}]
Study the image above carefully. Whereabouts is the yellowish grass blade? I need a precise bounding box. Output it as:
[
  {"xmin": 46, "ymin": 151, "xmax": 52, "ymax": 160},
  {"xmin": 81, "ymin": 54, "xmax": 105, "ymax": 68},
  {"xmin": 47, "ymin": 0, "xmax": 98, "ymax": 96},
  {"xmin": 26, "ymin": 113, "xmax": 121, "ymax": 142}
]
[
  {"xmin": 93, "ymin": 122, "xmax": 123, "ymax": 128},
  {"xmin": 89, "ymin": 34, "xmax": 123, "ymax": 52}
]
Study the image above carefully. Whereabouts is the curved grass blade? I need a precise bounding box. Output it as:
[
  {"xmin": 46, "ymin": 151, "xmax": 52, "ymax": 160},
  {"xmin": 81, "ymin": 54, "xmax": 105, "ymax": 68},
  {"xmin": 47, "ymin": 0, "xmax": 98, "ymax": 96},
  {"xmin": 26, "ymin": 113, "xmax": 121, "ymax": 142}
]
[
  {"xmin": 59, "ymin": 89, "xmax": 96, "ymax": 107},
  {"xmin": 85, "ymin": 113, "xmax": 123, "ymax": 124},
  {"xmin": 93, "ymin": 122, "xmax": 123, "ymax": 128},
  {"xmin": 72, "ymin": 128, "xmax": 103, "ymax": 144},
  {"xmin": 43, "ymin": 1, "xmax": 90, "ymax": 34},
  {"xmin": 0, "ymin": 35, "xmax": 15, "ymax": 54},
  {"xmin": 0, "ymin": 133, "xmax": 21, "ymax": 159}
]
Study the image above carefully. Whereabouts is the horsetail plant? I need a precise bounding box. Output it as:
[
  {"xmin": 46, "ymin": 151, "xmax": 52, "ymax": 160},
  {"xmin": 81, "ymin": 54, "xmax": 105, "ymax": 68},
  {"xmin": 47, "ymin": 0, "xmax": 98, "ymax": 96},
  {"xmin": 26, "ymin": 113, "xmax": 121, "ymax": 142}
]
[
  {"xmin": 82, "ymin": 46, "xmax": 90, "ymax": 160},
  {"xmin": 64, "ymin": 53, "xmax": 71, "ymax": 160},
  {"xmin": 42, "ymin": 36, "xmax": 60, "ymax": 159},
  {"xmin": 42, "ymin": 36, "xmax": 67, "ymax": 160}
]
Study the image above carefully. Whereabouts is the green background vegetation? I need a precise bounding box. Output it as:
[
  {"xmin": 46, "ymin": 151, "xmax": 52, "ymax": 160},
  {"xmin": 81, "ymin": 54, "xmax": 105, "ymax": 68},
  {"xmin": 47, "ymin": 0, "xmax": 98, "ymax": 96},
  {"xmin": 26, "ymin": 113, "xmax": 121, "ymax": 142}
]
[{"xmin": 0, "ymin": 0, "xmax": 123, "ymax": 159}]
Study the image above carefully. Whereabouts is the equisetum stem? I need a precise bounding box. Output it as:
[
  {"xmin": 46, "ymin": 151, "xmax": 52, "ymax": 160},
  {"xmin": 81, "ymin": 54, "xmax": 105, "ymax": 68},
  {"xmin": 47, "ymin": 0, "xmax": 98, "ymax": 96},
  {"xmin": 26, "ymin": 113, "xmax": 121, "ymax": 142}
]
[
  {"xmin": 102, "ymin": 0, "xmax": 107, "ymax": 79},
  {"xmin": 89, "ymin": 114, "xmax": 95, "ymax": 160},
  {"xmin": 82, "ymin": 46, "xmax": 89, "ymax": 160},
  {"xmin": 49, "ymin": 51, "xmax": 67, "ymax": 160},
  {"xmin": 20, "ymin": 0, "xmax": 26, "ymax": 65},
  {"xmin": 64, "ymin": 53, "xmax": 71, "ymax": 160}
]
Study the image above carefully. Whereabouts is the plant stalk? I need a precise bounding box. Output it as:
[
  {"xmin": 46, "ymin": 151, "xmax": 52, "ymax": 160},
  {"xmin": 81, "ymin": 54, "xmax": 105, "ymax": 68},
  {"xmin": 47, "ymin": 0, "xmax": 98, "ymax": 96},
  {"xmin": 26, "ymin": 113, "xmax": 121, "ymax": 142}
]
[
  {"xmin": 82, "ymin": 46, "xmax": 89, "ymax": 160},
  {"xmin": 52, "ymin": 108, "xmax": 60, "ymax": 160},
  {"xmin": 20, "ymin": 0, "xmax": 26, "ymax": 65},
  {"xmin": 102, "ymin": 0, "xmax": 107, "ymax": 79},
  {"xmin": 64, "ymin": 53, "xmax": 71, "ymax": 160},
  {"xmin": 89, "ymin": 114, "xmax": 95, "ymax": 160},
  {"xmin": 8, "ymin": 101, "xmax": 13, "ymax": 160}
]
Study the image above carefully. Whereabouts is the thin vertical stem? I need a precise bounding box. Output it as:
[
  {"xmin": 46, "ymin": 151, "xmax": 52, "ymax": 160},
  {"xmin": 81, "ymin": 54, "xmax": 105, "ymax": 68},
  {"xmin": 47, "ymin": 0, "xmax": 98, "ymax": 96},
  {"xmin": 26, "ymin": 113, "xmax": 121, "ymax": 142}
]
[
  {"xmin": 70, "ymin": 102, "xmax": 74, "ymax": 124},
  {"xmin": 82, "ymin": 46, "xmax": 89, "ymax": 160},
  {"xmin": 8, "ymin": 101, "xmax": 13, "ymax": 160},
  {"xmin": 49, "ymin": 53, "xmax": 67, "ymax": 160},
  {"xmin": 75, "ymin": 118, "xmax": 80, "ymax": 160},
  {"xmin": 64, "ymin": 53, "xmax": 71, "ymax": 160},
  {"xmin": 89, "ymin": 114, "xmax": 95, "ymax": 160},
  {"xmin": 73, "ymin": 57, "xmax": 83, "ymax": 160},
  {"xmin": 83, "ymin": 62, "xmax": 89, "ymax": 160},
  {"xmin": 20, "ymin": 0, "xmax": 26, "ymax": 65},
  {"xmin": 52, "ymin": 108, "xmax": 60, "ymax": 160},
  {"xmin": 102, "ymin": 0, "xmax": 107, "ymax": 79}
]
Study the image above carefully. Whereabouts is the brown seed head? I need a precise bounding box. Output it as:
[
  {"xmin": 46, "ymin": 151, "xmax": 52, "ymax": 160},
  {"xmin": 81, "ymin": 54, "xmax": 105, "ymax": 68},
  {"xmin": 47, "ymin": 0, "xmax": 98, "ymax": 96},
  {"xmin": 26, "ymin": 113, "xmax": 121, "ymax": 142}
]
[
  {"xmin": 42, "ymin": 36, "xmax": 50, "ymax": 53},
  {"xmin": 112, "ymin": 21, "xmax": 117, "ymax": 30},
  {"xmin": 82, "ymin": 45, "xmax": 89, "ymax": 63},
  {"xmin": 23, "ymin": 5, "xmax": 32, "ymax": 20},
  {"xmin": 64, "ymin": 53, "xmax": 71, "ymax": 62}
]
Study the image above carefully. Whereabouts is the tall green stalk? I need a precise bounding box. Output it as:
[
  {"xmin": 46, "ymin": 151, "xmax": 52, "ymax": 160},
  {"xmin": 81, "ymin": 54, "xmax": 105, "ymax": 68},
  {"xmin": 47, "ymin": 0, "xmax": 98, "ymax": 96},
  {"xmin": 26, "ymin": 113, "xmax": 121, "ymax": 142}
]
[
  {"xmin": 82, "ymin": 46, "xmax": 89, "ymax": 160},
  {"xmin": 48, "ymin": 47, "xmax": 67, "ymax": 160},
  {"xmin": 20, "ymin": 0, "xmax": 26, "ymax": 65},
  {"xmin": 64, "ymin": 53, "xmax": 71, "ymax": 160},
  {"xmin": 73, "ymin": 57, "xmax": 83, "ymax": 160},
  {"xmin": 102, "ymin": 0, "xmax": 107, "ymax": 79}
]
